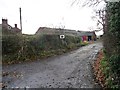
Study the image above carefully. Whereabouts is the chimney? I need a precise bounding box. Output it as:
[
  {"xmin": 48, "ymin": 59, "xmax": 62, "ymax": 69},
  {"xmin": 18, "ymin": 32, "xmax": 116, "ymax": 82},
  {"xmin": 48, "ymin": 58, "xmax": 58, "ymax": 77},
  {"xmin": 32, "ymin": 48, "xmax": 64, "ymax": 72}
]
[
  {"xmin": 2, "ymin": 19, "xmax": 8, "ymax": 25},
  {"xmin": 2, "ymin": 19, "xmax": 8, "ymax": 29},
  {"xmin": 15, "ymin": 24, "xmax": 17, "ymax": 28}
]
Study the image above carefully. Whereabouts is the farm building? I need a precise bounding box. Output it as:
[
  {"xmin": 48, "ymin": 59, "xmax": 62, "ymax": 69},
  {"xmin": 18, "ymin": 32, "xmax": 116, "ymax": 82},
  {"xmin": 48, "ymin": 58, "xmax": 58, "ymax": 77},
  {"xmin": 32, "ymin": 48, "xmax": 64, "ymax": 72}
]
[
  {"xmin": 35, "ymin": 27, "xmax": 97, "ymax": 41},
  {"xmin": 77, "ymin": 31, "xmax": 97, "ymax": 41}
]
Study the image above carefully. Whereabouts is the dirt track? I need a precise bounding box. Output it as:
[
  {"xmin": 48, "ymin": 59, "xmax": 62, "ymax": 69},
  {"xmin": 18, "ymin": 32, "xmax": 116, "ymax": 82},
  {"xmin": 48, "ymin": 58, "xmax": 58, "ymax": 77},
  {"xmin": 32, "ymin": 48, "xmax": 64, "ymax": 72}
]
[{"xmin": 2, "ymin": 42, "xmax": 103, "ymax": 88}]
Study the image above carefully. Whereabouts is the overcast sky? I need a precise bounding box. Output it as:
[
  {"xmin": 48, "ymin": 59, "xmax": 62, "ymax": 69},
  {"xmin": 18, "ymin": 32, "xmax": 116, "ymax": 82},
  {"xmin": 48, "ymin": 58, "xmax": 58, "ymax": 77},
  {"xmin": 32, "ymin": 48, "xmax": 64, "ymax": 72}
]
[{"xmin": 0, "ymin": 0, "xmax": 104, "ymax": 35}]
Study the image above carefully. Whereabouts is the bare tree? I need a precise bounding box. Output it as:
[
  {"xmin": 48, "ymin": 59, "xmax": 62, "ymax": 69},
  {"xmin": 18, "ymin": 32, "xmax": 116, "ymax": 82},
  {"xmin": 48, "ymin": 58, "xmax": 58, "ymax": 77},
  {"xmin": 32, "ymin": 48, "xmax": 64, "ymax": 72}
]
[
  {"xmin": 91, "ymin": 8, "xmax": 106, "ymax": 32},
  {"xmin": 71, "ymin": 0, "xmax": 107, "ymax": 33},
  {"xmin": 71, "ymin": 0, "xmax": 107, "ymax": 7}
]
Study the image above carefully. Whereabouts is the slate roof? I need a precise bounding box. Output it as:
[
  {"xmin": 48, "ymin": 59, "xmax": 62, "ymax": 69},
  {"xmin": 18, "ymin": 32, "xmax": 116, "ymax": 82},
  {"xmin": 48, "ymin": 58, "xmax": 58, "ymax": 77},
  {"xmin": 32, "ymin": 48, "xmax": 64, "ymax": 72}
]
[
  {"xmin": 77, "ymin": 31, "xmax": 95, "ymax": 36},
  {"xmin": 36, "ymin": 27, "xmax": 96, "ymax": 37}
]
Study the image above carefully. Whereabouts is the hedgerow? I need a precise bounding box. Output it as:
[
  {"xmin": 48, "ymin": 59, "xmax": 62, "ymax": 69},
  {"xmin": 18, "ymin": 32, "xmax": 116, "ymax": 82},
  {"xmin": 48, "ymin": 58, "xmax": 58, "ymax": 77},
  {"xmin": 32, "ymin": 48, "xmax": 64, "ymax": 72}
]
[
  {"xmin": 102, "ymin": 1, "xmax": 120, "ymax": 88},
  {"xmin": 2, "ymin": 34, "xmax": 81, "ymax": 64}
]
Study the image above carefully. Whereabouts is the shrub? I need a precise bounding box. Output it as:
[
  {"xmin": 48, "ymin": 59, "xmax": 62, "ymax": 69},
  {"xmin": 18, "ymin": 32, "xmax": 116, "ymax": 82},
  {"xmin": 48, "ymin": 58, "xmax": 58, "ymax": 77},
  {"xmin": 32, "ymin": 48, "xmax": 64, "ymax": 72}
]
[{"xmin": 2, "ymin": 35, "xmax": 22, "ymax": 54}]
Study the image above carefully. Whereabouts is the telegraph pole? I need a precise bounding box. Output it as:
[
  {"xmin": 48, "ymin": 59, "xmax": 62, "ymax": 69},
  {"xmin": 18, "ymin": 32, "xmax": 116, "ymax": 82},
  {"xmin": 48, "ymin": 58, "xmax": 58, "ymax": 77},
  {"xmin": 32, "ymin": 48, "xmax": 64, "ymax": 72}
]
[
  {"xmin": 17, "ymin": 7, "xmax": 24, "ymax": 61},
  {"xmin": 19, "ymin": 7, "xmax": 22, "ymax": 32}
]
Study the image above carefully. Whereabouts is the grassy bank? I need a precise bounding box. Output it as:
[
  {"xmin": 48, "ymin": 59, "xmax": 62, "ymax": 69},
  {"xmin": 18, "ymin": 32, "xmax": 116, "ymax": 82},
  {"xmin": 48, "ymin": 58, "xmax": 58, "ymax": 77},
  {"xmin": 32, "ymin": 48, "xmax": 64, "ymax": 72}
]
[
  {"xmin": 93, "ymin": 50, "xmax": 120, "ymax": 88},
  {"xmin": 100, "ymin": 53, "xmax": 120, "ymax": 88}
]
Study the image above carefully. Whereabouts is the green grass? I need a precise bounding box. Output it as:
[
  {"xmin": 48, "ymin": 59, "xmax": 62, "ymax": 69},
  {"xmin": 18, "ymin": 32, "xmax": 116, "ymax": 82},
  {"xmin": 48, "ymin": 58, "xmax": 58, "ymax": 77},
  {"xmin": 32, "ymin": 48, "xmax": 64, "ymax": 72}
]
[{"xmin": 80, "ymin": 41, "xmax": 89, "ymax": 46}]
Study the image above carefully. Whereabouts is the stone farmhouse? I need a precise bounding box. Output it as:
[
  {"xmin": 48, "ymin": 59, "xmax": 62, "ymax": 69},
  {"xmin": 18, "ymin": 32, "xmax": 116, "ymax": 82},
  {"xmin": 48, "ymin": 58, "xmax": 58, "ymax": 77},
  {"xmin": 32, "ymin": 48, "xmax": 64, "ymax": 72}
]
[
  {"xmin": 0, "ymin": 19, "xmax": 21, "ymax": 34},
  {"xmin": 35, "ymin": 27, "xmax": 96, "ymax": 41}
]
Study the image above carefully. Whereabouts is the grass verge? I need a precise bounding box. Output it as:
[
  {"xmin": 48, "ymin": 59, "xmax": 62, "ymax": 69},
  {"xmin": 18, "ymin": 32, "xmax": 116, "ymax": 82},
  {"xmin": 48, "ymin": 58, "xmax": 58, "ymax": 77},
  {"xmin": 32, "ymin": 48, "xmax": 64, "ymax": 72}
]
[{"xmin": 93, "ymin": 50, "xmax": 120, "ymax": 88}]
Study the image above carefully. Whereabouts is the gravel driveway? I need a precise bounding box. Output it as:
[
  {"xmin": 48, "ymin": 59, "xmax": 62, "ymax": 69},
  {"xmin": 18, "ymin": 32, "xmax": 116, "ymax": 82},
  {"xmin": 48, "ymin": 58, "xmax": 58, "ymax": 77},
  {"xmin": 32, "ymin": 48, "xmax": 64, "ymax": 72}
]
[{"xmin": 2, "ymin": 42, "xmax": 103, "ymax": 88}]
